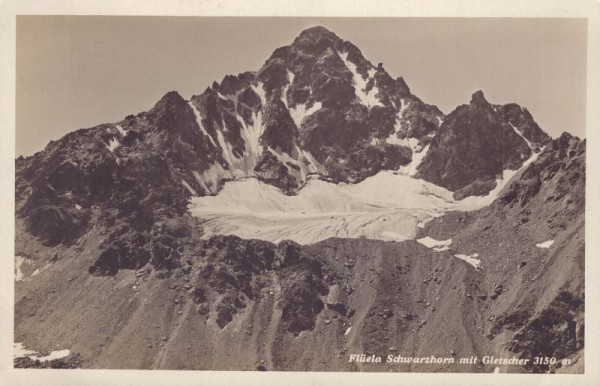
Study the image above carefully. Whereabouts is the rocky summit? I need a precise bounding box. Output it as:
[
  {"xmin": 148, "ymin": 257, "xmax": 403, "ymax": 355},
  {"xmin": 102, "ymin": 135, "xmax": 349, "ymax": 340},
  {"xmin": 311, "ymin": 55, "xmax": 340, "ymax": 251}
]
[
  {"xmin": 418, "ymin": 91, "xmax": 551, "ymax": 198},
  {"xmin": 14, "ymin": 26, "xmax": 584, "ymax": 373}
]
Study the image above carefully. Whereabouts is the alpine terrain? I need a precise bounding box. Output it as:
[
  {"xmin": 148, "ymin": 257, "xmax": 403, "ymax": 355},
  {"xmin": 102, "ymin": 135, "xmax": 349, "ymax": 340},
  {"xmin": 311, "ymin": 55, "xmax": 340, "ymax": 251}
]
[{"xmin": 14, "ymin": 26, "xmax": 584, "ymax": 373}]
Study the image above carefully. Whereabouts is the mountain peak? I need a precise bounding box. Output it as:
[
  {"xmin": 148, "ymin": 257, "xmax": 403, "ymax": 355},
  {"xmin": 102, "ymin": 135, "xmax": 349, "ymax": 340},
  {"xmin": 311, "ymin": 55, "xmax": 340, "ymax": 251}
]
[
  {"xmin": 470, "ymin": 90, "xmax": 490, "ymax": 106},
  {"xmin": 292, "ymin": 25, "xmax": 343, "ymax": 49},
  {"xmin": 296, "ymin": 26, "xmax": 339, "ymax": 40},
  {"xmin": 397, "ymin": 76, "xmax": 410, "ymax": 94},
  {"xmin": 153, "ymin": 90, "xmax": 186, "ymax": 109},
  {"xmin": 470, "ymin": 90, "xmax": 489, "ymax": 105}
]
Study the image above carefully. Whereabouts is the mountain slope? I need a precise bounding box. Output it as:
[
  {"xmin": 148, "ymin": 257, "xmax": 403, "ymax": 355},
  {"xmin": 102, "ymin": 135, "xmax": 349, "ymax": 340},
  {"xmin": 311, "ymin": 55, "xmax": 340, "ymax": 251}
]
[
  {"xmin": 419, "ymin": 132, "xmax": 585, "ymax": 372},
  {"xmin": 14, "ymin": 134, "xmax": 584, "ymax": 372}
]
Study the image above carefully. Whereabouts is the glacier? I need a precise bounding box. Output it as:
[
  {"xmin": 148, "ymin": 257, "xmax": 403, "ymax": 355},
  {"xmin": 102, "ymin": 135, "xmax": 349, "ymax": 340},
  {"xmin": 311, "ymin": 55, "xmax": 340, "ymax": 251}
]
[{"xmin": 189, "ymin": 169, "xmax": 519, "ymax": 245}]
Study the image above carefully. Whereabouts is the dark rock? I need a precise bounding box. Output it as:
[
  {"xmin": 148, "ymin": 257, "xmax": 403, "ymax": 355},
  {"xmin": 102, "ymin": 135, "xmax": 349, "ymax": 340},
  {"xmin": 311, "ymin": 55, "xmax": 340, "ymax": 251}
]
[
  {"xmin": 453, "ymin": 179, "xmax": 498, "ymax": 200},
  {"xmin": 326, "ymin": 301, "xmax": 348, "ymax": 316},
  {"xmin": 518, "ymin": 261, "xmax": 527, "ymax": 269},
  {"xmin": 418, "ymin": 91, "xmax": 550, "ymax": 196},
  {"xmin": 14, "ymin": 353, "xmax": 83, "ymax": 369}
]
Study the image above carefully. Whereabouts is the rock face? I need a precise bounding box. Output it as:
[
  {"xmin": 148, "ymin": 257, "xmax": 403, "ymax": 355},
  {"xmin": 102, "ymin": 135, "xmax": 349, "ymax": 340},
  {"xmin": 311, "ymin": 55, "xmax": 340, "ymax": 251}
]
[
  {"xmin": 417, "ymin": 91, "xmax": 551, "ymax": 197},
  {"xmin": 14, "ymin": 354, "xmax": 83, "ymax": 369},
  {"xmin": 14, "ymin": 25, "xmax": 585, "ymax": 373},
  {"xmin": 182, "ymin": 26, "xmax": 446, "ymax": 190}
]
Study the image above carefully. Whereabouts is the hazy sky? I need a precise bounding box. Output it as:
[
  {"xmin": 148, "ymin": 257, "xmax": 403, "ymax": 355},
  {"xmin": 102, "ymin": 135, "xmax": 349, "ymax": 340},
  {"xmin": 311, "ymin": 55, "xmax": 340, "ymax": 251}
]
[{"xmin": 16, "ymin": 16, "xmax": 587, "ymax": 156}]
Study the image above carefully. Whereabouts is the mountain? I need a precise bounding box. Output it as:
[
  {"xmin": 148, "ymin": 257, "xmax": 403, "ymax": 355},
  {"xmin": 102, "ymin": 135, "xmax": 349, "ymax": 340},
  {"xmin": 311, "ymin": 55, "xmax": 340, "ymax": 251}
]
[
  {"xmin": 15, "ymin": 26, "xmax": 546, "ymax": 249},
  {"xmin": 418, "ymin": 91, "xmax": 551, "ymax": 199},
  {"xmin": 14, "ymin": 26, "xmax": 584, "ymax": 373}
]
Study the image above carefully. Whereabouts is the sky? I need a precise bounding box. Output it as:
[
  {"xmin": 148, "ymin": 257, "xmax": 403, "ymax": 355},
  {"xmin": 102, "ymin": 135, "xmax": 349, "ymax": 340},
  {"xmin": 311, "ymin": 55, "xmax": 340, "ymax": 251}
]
[{"xmin": 16, "ymin": 16, "xmax": 587, "ymax": 156}]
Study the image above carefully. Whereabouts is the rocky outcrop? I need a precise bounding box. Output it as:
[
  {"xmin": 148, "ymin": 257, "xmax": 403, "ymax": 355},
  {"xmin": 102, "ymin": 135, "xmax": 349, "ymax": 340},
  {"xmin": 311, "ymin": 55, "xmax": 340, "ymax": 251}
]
[
  {"xmin": 500, "ymin": 132, "xmax": 584, "ymax": 209},
  {"xmin": 189, "ymin": 236, "xmax": 332, "ymax": 334},
  {"xmin": 417, "ymin": 91, "xmax": 550, "ymax": 196},
  {"xmin": 14, "ymin": 353, "xmax": 83, "ymax": 369}
]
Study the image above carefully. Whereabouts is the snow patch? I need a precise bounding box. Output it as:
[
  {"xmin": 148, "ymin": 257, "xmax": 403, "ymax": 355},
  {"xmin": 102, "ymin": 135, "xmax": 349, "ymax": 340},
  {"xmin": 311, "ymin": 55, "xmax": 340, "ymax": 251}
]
[
  {"xmin": 217, "ymin": 119, "xmax": 262, "ymax": 178},
  {"xmin": 16, "ymin": 256, "xmax": 52, "ymax": 281},
  {"xmin": 416, "ymin": 237, "xmax": 452, "ymax": 252},
  {"xmin": 36, "ymin": 350, "xmax": 71, "ymax": 362},
  {"xmin": 14, "ymin": 343, "xmax": 70, "ymax": 362},
  {"xmin": 235, "ymin": 106, "xmax": 264, "ymax": 171},
  {"xmin": 395, "ymin": 99, "xmax": 411, "ymax": 137},
  {"xmin": 373, "ymin": 99, "xmax": 410, "ymax": 145},
  {"xmin": 337, "ymin": 50, "xmax": 382, "ymax": 108},
  {"xmin": 196, "ymin": 86, "xmax": 264, "ymax": 179},
  {"xmin": 289, "ymin": 100, "xmax": 322, "ymax": 128},
  {"xmin": 193, "ymin": 164, "xmax": 231, "ymax": 195},
  {"xmin": 182, "ymin": 180, "xmax": 198, "ymax": 196},
  {"xmin": 454, "ymin": 253, "xmax": 482, "ymax": 270},
  {"xmin": 510, "ymin": 123, "xmax": 534, "ymax": 150},
  {"xmin": 375, "ymin": 101, "xmax": 430, "ymax": 177},
  {"xmin": 75, "ymin": 204, "xmax": 82, "ymax": 210},
  {"xmin": 267, "ymin": 147, "xmax": 298, "ymax": 171},
  {"xmin": 115, "ymin": 124, "xmax": 126, "ymax": 136},
  {"xmin": 266, "ymin": 146, "xmax": 324, "ymax": 186},
  {"xmin": 536, "ymin": 240, "xmax": 555, "ymax": 249},
  {"xmin": 383, "ymin": 132, "xmax": 405, "ymax": 147},
  {"xmin": 345, "ymin": 327, "xmax": 352, "ymax": 336},
  {"xmin": 399, "ymin": 98, "xmax": 409, "ymax": 116},
  {"xmin": 14, "ymin": 343, "xmax": 37, "ymax": 358},
  {"xmin": 457, "ymin": 147, "xmax": 543, "ymax": 208},
  {"xmin": 221, "ymin": 89, "xmax": 244, "ymax": 112},
  {"xmin": 397, "ymin": 138, "xmax": 429, "ymax": 176},
  {"xmin": 281, "ymin": 70, "xmax": 295, "ymax": 108},
  {"xmin": 374, "ymin": 99, "xmax": 411, "ymax": 147},
  {"xmin": 215, "ymin": 128, "xmax": 237, "ymax": 172},
  {"xmin": 214, "ymin": 119, "xmax": 260, "ymax": 178},
  {"xmin": 15, "ymin": 255, "xmax": 30, "ymax": 281},
  {"xmin": 106, "ymin": 137, "xmax": 119, "ymax": 152},
  {"xmin": 189, "ymin": 102, "xmax": 217, "ymax": 147},
  {"xmin": 417, "ymin": 217, "xmax": 434, "ymax": 228},
  {"xmin": 251, "ymin": 82, "xmax": 267, "ymax": 106},
  {"xmin": 302, "ymin": 150, "xmax": 326, "ymax": 175},
  {"xmin": 436, "ymin": 116, "xmax": 444, "ymax": 127}
]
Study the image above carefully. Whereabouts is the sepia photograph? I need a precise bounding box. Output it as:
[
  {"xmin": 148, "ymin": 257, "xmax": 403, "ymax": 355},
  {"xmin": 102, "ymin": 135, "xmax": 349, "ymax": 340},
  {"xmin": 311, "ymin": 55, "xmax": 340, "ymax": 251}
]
[{"xmin": 2, "ymin": 1, "xmax": 599, "ymax": 384}]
